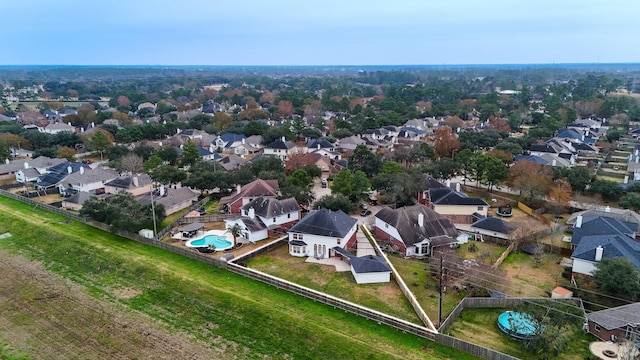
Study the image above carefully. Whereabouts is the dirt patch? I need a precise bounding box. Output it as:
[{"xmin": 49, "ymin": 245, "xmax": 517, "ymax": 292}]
[
  {"xmin": 111, "ymin": 287, "xmax": 143, "ymax": 300},
  {"xmin": 500, "ymin": 252, "xmax": 564, "ymax": 297},
  {"xmin": 0, "ymin": 249, "xmax": 233, "ymax": 360}
]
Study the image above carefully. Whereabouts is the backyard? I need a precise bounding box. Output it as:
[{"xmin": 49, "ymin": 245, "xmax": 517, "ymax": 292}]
[
  {"xmin": 0, "ymin": 195, "xmax": 478, "ymax": 360},
  {"xmin": 245, "ymin": 244, "xmax": 422, "ymax": 324}
]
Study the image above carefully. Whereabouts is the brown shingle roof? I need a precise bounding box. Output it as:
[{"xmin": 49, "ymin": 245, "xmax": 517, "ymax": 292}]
[{"xmin": 375, "ymin": 204, "xmax": 458, "ymax": 246}]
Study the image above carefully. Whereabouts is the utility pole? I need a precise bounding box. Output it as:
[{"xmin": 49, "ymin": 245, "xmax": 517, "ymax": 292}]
[
  {"xmin": 150, "ymin": 184, "xmax": 157, "ymax": 240},
  {"xmin": 438, "ymin": 253, "xmax": 444, "ymax": 328}
]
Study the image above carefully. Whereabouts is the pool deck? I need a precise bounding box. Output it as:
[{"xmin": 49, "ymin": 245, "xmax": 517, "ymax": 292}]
[{"xmin": 589, "ymin": 341, "xmax": 639, "ymax": 360}]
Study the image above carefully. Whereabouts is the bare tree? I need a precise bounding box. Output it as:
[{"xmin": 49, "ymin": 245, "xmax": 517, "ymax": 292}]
[{"xmin": 119, "ymin": 153, "xmax": 143, "ymax": 174}]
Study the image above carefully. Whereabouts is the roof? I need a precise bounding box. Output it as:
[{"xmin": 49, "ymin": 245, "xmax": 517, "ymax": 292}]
[
  {"xmin": 571, "ymin": 234, "xmax": 640, "ymax": 268},
  {"xmin": 180, "ymin": 222, "xmax": 204, "ymax": 232},
  {"xmin": 289, "ymin": 209, "xmax": 357, "ymax": 238},
  {"xmin": 218, "ymin": 154, "xmax": 248, "ymax": 171},
  {"xmin": 63, "ymin": 191, "xmax": 93, "ymax": 205},
  {"xmin": 289, "ymin": 240, "xmax": 307, "ymax": 246},
  {"xmin": 514, "ymin": 154, "xmax": 550, "ymax": 165},
  {"xmin": 567, "ymin": 209, "xmax": 640, "ymax": 230},
  {"xmin": 571, "ymin": 216, "xmax": 639, "ymax": 246},
  {"xmin": 471, "ymin": 217, "xmax": 517, "ymax": 234},
  {"xmin": 61, "ymin": 167, "xmax": 119, "ymax": 187},
  {"xmin": 242, "ymin": 197, "xmax": 301, "ymax": 218},
  {"xmin": 139, "ymin": 187, "xmax": 199, "ymax": 208},
  {"xmin": 350, "ymin": 255, "xmax": 391, "ymax": 274},
  {"xmin": 552, "ymin": 287, "xmax": 573, "ymax": 296},
  {"xmin": 429, "ymin": 187, "xmax": 488, "ymax": 206},
  {"xmin": 220, "ymin": 179, "xmax": 280, "ymax": 206},
  {"xmin": 266, "ymin": 138, "xmax": 293, "ymax": 150},
  {"xmin": 105, "ymin": 174, "xmax": 153, "ymax": 189},
  {"xmin": 557, "ymin": 128, "xmax": 583, "ymax": 140},
  {"xmin": 306, "ymin": 138, "xmax": 333, "ymax": 149},
  {"xmin": 241, "ymin": 217, "xmax": 267, "ymax": 232},
  {"xmin": 586, "ymin": 303, "xmax": 640, "ymax": 330},
  {"xmin": 220, "ymin": 133, "xmax": 246, "ymax": 148},
  {"xmin": 375, "ymin": 204, "xmax": 458, "ymax": 246}
]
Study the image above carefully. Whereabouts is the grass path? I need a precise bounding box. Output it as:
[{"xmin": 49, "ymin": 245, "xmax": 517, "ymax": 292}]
[{"xmin": 0, "ymin": 197, "xmax": 478, "ymax": 360}]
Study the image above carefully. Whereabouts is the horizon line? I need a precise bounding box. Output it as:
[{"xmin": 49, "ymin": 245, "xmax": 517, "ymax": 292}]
[{"xmin": 1, "ymin": 62, "xmax": 640, "ymax": 67}]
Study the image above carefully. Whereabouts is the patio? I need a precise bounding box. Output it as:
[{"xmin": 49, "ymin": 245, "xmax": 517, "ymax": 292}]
[{"xmin": 589, "ymin": 341, "xmax": 639, "ymax": 360}]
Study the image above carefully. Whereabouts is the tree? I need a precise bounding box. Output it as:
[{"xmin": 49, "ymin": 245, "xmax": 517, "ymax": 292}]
[
  {"xmin": 548, "ymin": 179, "xmax": 572, "ymax": 215},
  {"xmin": 80, "ymin": 192, "xmax": 165, "ymax": 233},
  {"xmin": 508, "ymin": 160, "xmax": 553, "ymax": 202},
  {"xmin": 349, "ymin": 145, "xmax": 382, "ymax": 177},
  {"xmin": 313, "ymin": 194, "xmax": 357, "ymax": 213},
  {"xmin": 483, "ymin": 156, "xmax": 508, "ymax": 191},
  {"xmin": 331, "ymin": 170, "xmax": 370, "ymax": 200},
  {"xmin": 589, "ymin": 179, "xmax": 623, "ymax": 200},
  {"xmin": 180, "ymin": 140, "xmax": 200, "ymax": 168},
  {"xmin": 289, "ymin": 169, "xmax": 312, "ymax": 188},
  {"xmin": 56, "ymin": 146, "xmax": 76, "ymax": 161},
  {"xmin": 119, "ymin": 153, "xmax": 144, "ymax": 174},
  {"xmin": 277, "ymin": 100, "xmax": 295, "ymax": 118},
  {"xmin": 156, "ymin": 146, "xmax": 179, "ymax": 165},
  {"xmin": 226, "ymin": 223, "xmax": 242, "ymax": 247},
  {"xmin": 90, "ymin": 130, "xmax": 112, "ymax": 161},
  {"xmin": 619, "ymin": 193, "xmax": 640, "ymax": 211},
  {"xmin": 150, "ymin": 165, "xmax": 187, "ymax": 186},
  {"xmin": 0, "ymin": 143, "xmax": 10, "ymax": 161},
  {"xmin": 433, "ymin": 126, "xmax": 459, "ymax": 158},
  {"xmin": 143, "ymin": 155, "xmax": 163, "ymax": 173},
  {"xmin": 593, "ymin": 257, "xmax": 640, "ymax": 300}
]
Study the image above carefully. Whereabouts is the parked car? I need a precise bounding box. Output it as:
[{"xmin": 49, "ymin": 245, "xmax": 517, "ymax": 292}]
[
  {"xmin": 321, "ymin": 179, "xmax": 328, "ymax": 188},
  {"xmin": 360, "ymin": 209, "xmax": 372, "ymax": 217}
]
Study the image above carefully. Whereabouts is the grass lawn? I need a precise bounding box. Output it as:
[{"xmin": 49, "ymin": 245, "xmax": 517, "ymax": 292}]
[
  {"xmin": 246, "ymin": 245, "xmax": 422, "ymax": 324},
  {"xmin": 447, "ymin": 308, "xmax": 595, "ymax": 360},
  {"xmin": 455, "ymin": 241, "xmax": 507, "ymax": 265},
  {"xmin": 159, "ymin": 207, "xmax": 190, "ymax": 229},
  {"xmin": 387, "ymin": 255, "xmax": 465, "ymax": 323},
  {"xmin": 500, "ymin": 251, "xmax": 565, "ymax": 297},
  {"xmin": 0, "ymin": 195, "xmax": 478, "ymax": 359}
]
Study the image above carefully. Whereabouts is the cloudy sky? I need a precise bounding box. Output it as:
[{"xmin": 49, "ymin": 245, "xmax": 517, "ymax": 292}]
[{"xmin": 2, "ymin": 0, "xmax": 639, "ymax": 65}]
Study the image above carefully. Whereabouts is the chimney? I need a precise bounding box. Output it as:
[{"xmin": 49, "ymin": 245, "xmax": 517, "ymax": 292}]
[
  {"xmin": 248, "ymin": 207, "xmax": 255, "ymax": 219},
  {"xmin": 24, "ymin": 162, "xmax": 29, "ymax": 169},
  {"xmin": 445, "ymin": 179, "xmax": 451, "ymax": 188},
  {"xmin": 595, "ymin": 245, "xmax": 604, "ymax": 262},
  {"xmin": 605, "ymin": 206, "xmax": 610, "ymax": 213},
  {"xmin": 281, "ymin": 136, "xmax": 286, "ymax": 142},
  {"xmin": 624, "ymin": 175, "xmax": 629, "ymax": 184},
  {"xmin": 4, "ymin": 159, "xmax": 8, "ymax": 164},
  {"xmin": 552, "ymin": 159, "xmax": 557, "ymax": 166},
  {"xmin": 455, "ymin": 183, "xmax": 461, "ymax": 192},
  {"xmin": 91, "ymin": 122, "xmax": 95, "ymax": 128},
  {"xmin": 575, "ymin": 215, "xmax": 583, "ymax": 228},
  {"xmin": 79, "ymin": 166, "xmax": 84, "ymax": 175},
  {"xmin": 67, "ymin": 165, "xmax": 72, "ymax": 174},
  {"xmin": 132, "ymin": 176, "xmax": 139, "ymax": 187},
  {"xmin": 236, "ymin": 184, "xmax": 242, "ymax": 194},
  {"xmin": 417, "ymin": 213, "xmax": 424, "ymax": 227},
  {"xmin": 158, "ymin": 141, "xmax": 163, "ymax": 147},
  {"xmin": 159, "ymin": 185, "xmax": 165, "ymax": 196},
  {"xmin": 242, "ymin": 138, "xmax": 245, "ymax": 144},
  {"xmin": 317, "ymin": 144, "xmax": 321, "ymax": 149}
]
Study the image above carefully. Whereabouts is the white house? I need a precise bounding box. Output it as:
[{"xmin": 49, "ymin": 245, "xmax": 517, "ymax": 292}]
[
  {"xmin": 58, "ymin": 167, "xmax": 119, "ymax": 195},
  {"xmin": 288, "ymin": 209, "xmax": 358, "ymax": 258},
  {"xmin": 224, "ymin": 217, "xmax": 268, "ymax": 243},
  {"xmin": 225, "ymin": 197, "xmax": 301, "ymax": 242}
]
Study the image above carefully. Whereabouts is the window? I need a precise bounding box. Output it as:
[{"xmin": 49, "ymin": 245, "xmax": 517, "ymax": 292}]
[
  {"xmin": 477, "ymin": 206, "xmax": 484, "ymax": 211},
  {"xmin": 243, "ymin": 210, "xmax": 248, "ymax": 216},
  {"xmin": 273, "ymin": 217, "xmax": 276, "ymax": 223},
  {"xmin": 336, "ymin": 238, "xmax": 341, "ymax": 245},
  {"xmin": 292, "ymin": 233, "xmax": 303, "ymax": 240},
  {"xmin": 291, "ymin": 245, "xmax": 301, "ymax": 254},
  {"xmin": 287, "ymin": 213, "xmax": 291, "ymax": 219},
  {"xmin": 385, "ymin": 223, "xmax": 388, "ymax": 228},
  {"xmin": 594, "ymin": 324, "xmax": 600, "ymax": 332}
]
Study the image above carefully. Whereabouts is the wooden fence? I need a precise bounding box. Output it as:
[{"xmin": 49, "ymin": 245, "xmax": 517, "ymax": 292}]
[{"xmin": 435, "ymin": 334, "xmax": 519, "ymax": 360}]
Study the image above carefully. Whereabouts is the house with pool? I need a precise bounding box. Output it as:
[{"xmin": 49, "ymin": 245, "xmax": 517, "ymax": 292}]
[
  {"xmin": 224, "ymin": 197, "xmax": 301, "ymax": 243},
  {"xmin": 287, "ymin": 209, "xmax": 358, "ymax": 259}
]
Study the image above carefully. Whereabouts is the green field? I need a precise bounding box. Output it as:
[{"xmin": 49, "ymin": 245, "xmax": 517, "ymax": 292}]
[{"xmin": 0, "ymin": 196, "xmax": 479, "ymax": 359}]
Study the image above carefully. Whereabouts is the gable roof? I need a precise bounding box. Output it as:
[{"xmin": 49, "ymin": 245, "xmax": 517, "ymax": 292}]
[
  {"xmin": 289, "ymin": 209, "xmax": 357, "ymax": 238},
  {"xmin": 105, "ymin": 174, "xmax": 153, "ymax": 189},
  {"xmin": 306, "ymin": 138, "xmax": 333, "ymax": 149},
  {"xmin": 429, "ymin": 187, "xmax": 488, "ymax": 206},
  {"xmin": 471, "ymin": 217, "xmax": 516, "ymax": 234},
  {"xmin": 375, "ymin": 204, "xmax": 458, "ymax": 247},
  {"xmin": 571, "ymin": 216, "xmax": 638, "ymax": 246},
  {"xmin": 220, "ymin": 133, "xmax": 246, "ymax": 148},
  {"xmin": 240, "ymin": 217, "xmax": 267, "ymax": 232},
  {"xmin": 61, "ymin": 167, "xmax": 119, "ymax": 187},
  {"xmin": 567, "ymin": 209, "xmax": 640, "ymax": 230},
  {"xmin": 350, "ymin": 255, "xmax": 391, "ymax": 274},
  {"xmin": 586, "ymin": 303, "xmax": 640, "ymax": 330},
  {"xmin": 242, "ymin": 197, "xmax": 301, "ymax": 218},
  {"xmin": 266, "ymin": 138, "xmax": 294, "ymax": 150},
  {"xmin": 571, "ymin": 234, "xmax": 640, "ymax": 268},
  {"xmin": 220, "ymin": 179, "xmax": 279, "ymax": 206}
]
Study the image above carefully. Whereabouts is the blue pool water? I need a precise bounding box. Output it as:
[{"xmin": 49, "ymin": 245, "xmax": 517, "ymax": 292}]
[
  {"xmin": 497, "ymin": 311, "xmax": 538, "ymax": 339},
  {"xmin": 186, "ymin": 235, "xmax": 232, "ymax": 250}
]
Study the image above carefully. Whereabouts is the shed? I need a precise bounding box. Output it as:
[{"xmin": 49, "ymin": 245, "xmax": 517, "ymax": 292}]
[{"xmin": 551, "ymin": 286, "xmax": 573, "ymax": 299}]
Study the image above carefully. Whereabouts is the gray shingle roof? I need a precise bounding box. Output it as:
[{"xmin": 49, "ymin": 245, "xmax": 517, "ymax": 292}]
[
  {"xmin": 350, "ymin": 255, "xmax": 391, "ymax": 274},
  {"xmin": 375, "ymin": 204, "xmax": 458, "ymax": 247},
  {"xmin": 242, "ymin": 197, "xmax": 301, "ymax": 218},
  {"xmin": 289, "ymin": 209, "xmax": 357, "ymax": 238},
  {"xmin": 471, "ymin": 217, "xmax": 516, "ymax": 234},
  {"xmin": 586, "ymin": 303, "xmax": 640, "ymax": 330},
  {"xmin": 105, "ymin": 174, "xmax": 153, "ymax": 189},
  {"xmin": 571, "ymin": 234, "xmax": 640, "ymax": 268},
  {"xmin": 429, "ymin": 187, "xmax": 488, "ymax": 206},
  {"xmin": 571, "ymin": 216, "xmax": 638, "ymax": 246}
]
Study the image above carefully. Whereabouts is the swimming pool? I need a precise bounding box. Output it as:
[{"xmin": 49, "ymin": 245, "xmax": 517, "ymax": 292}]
[
  {"xmin": 186, "ymin": 234, "xmax": 233, "ymax": 250},
  {"xmin": 497, "ymin": 311, "xmax": 539, "ymax": 339}
]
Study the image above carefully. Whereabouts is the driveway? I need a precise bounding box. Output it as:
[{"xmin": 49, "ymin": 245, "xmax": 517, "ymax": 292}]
[{"xmin": 311, "ymin": 177, "xmax": 332, "ymax": 205}]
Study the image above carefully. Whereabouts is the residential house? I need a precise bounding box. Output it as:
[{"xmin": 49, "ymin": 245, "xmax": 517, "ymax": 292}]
[
  {"xmin": 470, "ymin": 216, "xmax": 517, "ymax": 242},
  {"xmin": 138, "ymin": 186, "xmax": 199, "ymax": 215},
  {"xmin": 197, "ymin": 146, "xmax": 220, "ymax": 161},
  {"xmin": 566, "ymin": 207, "xmax": 640, "ymax": 231},
  {"xmin": 1, "ymin": 156, "xmax": 64, "ymax": 182},
  {"xmin": 245, "ymin": 135, "xmax": 264, "ymax": 148},
  {"xmin": 287, "ymin": 209, "xmax": 358, "ymax": 258},
  {"xmin": 570, "ymin": 214, "xmax": 640, "ymax": 276},
  {"xmin": 224, "ymin": 197, "xmax": 301, "ymax": 242},
  {"xmin": 213, "ymin": 133, "xmax": 246, "ymax": 152},
  {"xmin": 419, "ymin": 179, "xmax": 488, "ymax": 225},
  {"xmin": 263, "ymin": 137, "xmax": 304, "ymax": 161},
  {"xmin": 302, "ymin": 153, "xmax": 333, "ymax": 174},
  {"xmin": 374, "ymin": 204, "xmax": 461, "ymax": 257},
  {"xmin": 233, "ymin": 142, "xmax": 261, "ymax": 158},
  {"xmin": 336, "ymin": 136, "xmax": 366, "ymax": 152},
  {"xmin": 397, "ymin": 126, "xmax": 428, "ymax": 143},
  {"xmin": 218, "ymin": 154, "xmax": 248, "ymax": 171},
  {"xmin": 58, "ymin": 167, "xmax": 119, "ymax": 196},
  {"xmin": 306, "ymin": 138, "xmax": 335, "ymax": 152},
  {"xmin": 585, "ymin": 303, "xmax": 640, "ymax": 343},
  {"xmin": 220, "ymin": 179, "xmax": 280, "ymax": 214},
  {"xmin": 105, "ymin": 174, "xmax": 154, "ymax": 196},
  {"xmin": 42, "ymin": 122, "xmax": 75, "ymax": 134},
  {"xmin": 34, "ymin": 161, "xmax": 91, "ymax": 190},
  {"xmin": 61, "ymin": 191, "xmax": 93, "ymax": 211}
]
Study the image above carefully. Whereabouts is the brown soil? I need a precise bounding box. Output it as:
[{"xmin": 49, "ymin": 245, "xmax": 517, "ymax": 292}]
[
  {"xmin": 501, "ymin": 253, "xmax": 564, "ymax": 297},
  {"xmin": 0, "ymin": 249, "xmax": 231, "ymax": 360}
]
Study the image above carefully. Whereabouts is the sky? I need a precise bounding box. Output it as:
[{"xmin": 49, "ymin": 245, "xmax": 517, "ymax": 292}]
[{"xmin": 2, "ymin": 0, "xmax": 639, "ymax": 66}]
